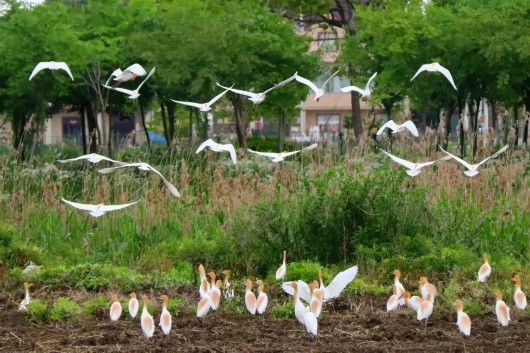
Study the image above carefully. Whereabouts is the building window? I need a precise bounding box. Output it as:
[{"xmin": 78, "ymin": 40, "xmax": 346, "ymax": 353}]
[
  {"xmin": 62, "ymin": 115, "xmax": 81, "ymax": 143},
  {"xmin": 317, "ymin": 114, "xmax": 340, "ymax": 133},
  {"xmin": 318, "ymin": 32, "xmax": 337, "ymax": 52}
]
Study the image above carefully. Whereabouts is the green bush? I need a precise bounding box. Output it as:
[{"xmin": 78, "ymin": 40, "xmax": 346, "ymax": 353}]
[
  {"xmin": 284, "ymin": 261, "xmax": 321, "ymax": 283},
  {"xmin": 26, "ymin": 299, "xmax": 50, "ymax": 324},
  {"xmin": 271, "ymin": 301, "xmax": 294, "ymax": 319},
  {"xmin": 83, "ymin": 296, "xmax": 109, "ymax": 318},
  {"xmin": 50, "ymin": 297, "xmax": 81, "ymax": 322}
]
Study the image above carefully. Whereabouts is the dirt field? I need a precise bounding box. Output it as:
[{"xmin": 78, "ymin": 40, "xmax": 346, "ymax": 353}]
[{"xmin": 1, "ymin": 289, "xmax": 529, "ymax": 353}]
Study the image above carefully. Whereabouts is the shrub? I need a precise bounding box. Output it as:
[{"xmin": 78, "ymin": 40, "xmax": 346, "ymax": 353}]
[
  {"xmin": 271, "ymin": 301, "xmax": 294, "ymax": 319},
  {"xmin": 83, "ymin": 296, "xmax": 109, "ymax": 318},
  {"xmin": 50, "ymin": 298, "xmax": 81, "ymax": 322},
  {"xmin": 26, "ymin": 299, "xmax": 50, "ymax": 324}
]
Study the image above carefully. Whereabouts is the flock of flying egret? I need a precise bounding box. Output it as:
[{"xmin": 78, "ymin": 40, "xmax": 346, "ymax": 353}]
[{"xmin": 17, "ymin": 60, "xmax": 515, "ymax": 340}]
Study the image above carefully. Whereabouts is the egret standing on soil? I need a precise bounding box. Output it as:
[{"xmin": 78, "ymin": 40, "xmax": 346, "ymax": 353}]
[
  {"xmin": 276, "ymin": 250, "xmax": 287, "ymax": 280},
  {"xmin": 387, "ymin": 285, "xmax": 399, "ymax": 312},
  {"xmin": 197, "ymin": 279, "xmax": 212, "ymax": 318},
  {"xmin": 129, "ymin": 292, "xmax": 139, "ymax": 318},
  {"xmin": 402, "ymin": 291, "xmax": 422, "ymax": 313},
  {"xmin": 454, "ymin": 299, "xmax": 471, "ymax": 336},
  {"xmin": 495, "ymin": 291, "xmax": 510, "ymax": 326},
  {"xmin": 418, "ymin": 277, "xmax": 437, "ymax": 303},
  {"xmin": 417, "ymin": 294, "xmax": 434, "ymax": 331},
  {"xmin": 18, "ymin": 282, "xmax": 30, "ymax": 312},
  {"xmin": 255, "ymin": 280, "xmax": 268, "ymax": 315},
  {"xmin": 393, "ymin": 270, "xmax": 406, "ymax": 305},
  {"xmin": 159, "ymin": 295, "xmax": 172, "ymax": 335},
  {"xmin": 289, "ymin": 282, "xmax": 306, "ymax": 326},
  {"xmin": 208, "ymin": 272, "xmax": 221, "ymax": 311},
  {"xmin": 244, "ymin": 279, "xmax": 257, "ymax": 315},
  {"xmin": 310, "ymin": 281, "xmax": 323, "ymax": 318},
  {"xmin": 141, "ymin": 295, "xmax": 155, "ymax": 338},
  {"xmin": 478, "ymin": 253, "xmax": 492, "ymax": 282},
  {"xmin": 198, "ymin": 264, "xmax": 210, "ymax": 298},
  {"xmin": 513, "ymin": 275, "xmax": 527, "ymax": 311},
  {"xmin": 109, "ymin": 294, "xmax": 122, "ymax": 321}
]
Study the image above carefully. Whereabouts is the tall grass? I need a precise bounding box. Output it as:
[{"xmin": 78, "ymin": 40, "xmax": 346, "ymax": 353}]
[{"xmin": 1, "ymin": 139, "xmax": 530, "ymax": 294}]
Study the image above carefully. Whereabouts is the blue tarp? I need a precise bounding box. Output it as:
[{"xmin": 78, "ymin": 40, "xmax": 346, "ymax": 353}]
[{"xmin": 148, "ymin": 131, "xmax": 166, "ymax": 143}]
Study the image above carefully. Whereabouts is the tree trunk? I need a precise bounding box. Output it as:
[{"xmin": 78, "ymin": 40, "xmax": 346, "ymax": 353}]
[
  {"xmin": 12, "ymin": 108, "xmax": 27, "ymax": 161},
  {"xmin": 419, "ymin": 96, "xmax": 429, "ymax": 133},
  {"xmin": 139, "ymin": 103, "xmax": 151, "ymax": 152},
  {"xmin": 458, "ymin": 101, "xmax": 465, "ymax": 158},
  {"xmin": 442, "ymin": 101, "xmax": 455, "ymax": 150},
  {"xmin": 80, "ymin": 106, "xmax": 87, "ymax": 155},
  {"xmin": 188, "ymin": 107, "xmax": 193, "ymax": 147},
  {"xmin": 513, "ymin": 105, "xmax": 519, "ymax": 147},
  {"xmin": 231, "ymin": 95, "xmax": 247, "ymax": 149},
  {"xmin": 159, "ymin": 100, "xmax": 170, "ymax": 148},
  {"xmin": 471, "ymin": 98, "xmax": 479, "ymax": 158},
  {"xmin": 276, "ymin": 108, "xmax": 285, "ymax": 153},
  {"xmin": 167, "ymin": 100, "xmax": 176, "ymax": 143},
  {"xmin": 106, "ymin": 110, "xmax": 112, "ymax": 157},
  {"xmin": 85, "ymin": 101, "xmax": 98, "ymax": 153}
]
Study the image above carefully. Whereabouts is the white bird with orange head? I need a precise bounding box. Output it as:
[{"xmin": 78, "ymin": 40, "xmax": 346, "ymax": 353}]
[
  {"xmin": 418, "ymin": 277, "xmax": 437, "ymax": 304},
  {"xmin": 159, "ymin": 295, "xmax": 172, "ymax": 335},
  {"xmin": 495, "ymin": 291, "xmax": 510, "ymax": 326},
  {"xmin": 478, "ymin": 253, "xmax": 492, "ymax": 282},
  {"xmin": 244, "ymin": 279, "xmax": 257, "ymax": 315},
  {"xmin": 393, "ymin": 270, "xmax": 406, "ymax": 305},
  {"xmin": 18, "ymin": 282, "xmax": 30, "ymax": 311},
  {"xmin": 255, "ymin": 280, "xmax": 268, "ymax": 315},
  {"xmin": 288, "ymin": 281, "xmax": 306, "ymax": 326},
  {"xmin": 318, "ymin": 266, "xmax": 358, "ymax": 301},
  {"xmin": 402, "ymin": 291, "xmax": 422, "ymax": 313},
  {"xmin": 109, "ymin": 294, "xmax": 122, "ymax": 321},
  {"xmin": 417, "ymin": 294, "xmax": 434, "ymax": 330},
  {"xmin": 141, "ymin": 295, "xmax": 155, "ymax": 338},
  {"xmin": 386, "ymin": 285, "xmax": 399, "ymax": 313},
  {"xmin": 208, "ymin": 272, "xmax": 221, "ymax": 311},
  {"xmin": 196, "ymin": 279, "xmax": 212, "ymax": 318},
  {"xmin": 128, "ymin": 292, "xmax": 139, "ymax": 318},
  {"xmin": 513, "ymin": 275, "xmax": 527, "ymax": 310},
  {"xmin": 276, "ymin": 250, "xmax": 287, "ymax": 280},
  {"xmin": 198, "ymin": 264, "xmax": 210, "ymax": 298},
  {"xmin": 454, "ymin": 299, "xmax": 471, "ymax": 336},
  {"xmin": 309, "ymin": 280, "xmax": 323, "ymax": 318}
]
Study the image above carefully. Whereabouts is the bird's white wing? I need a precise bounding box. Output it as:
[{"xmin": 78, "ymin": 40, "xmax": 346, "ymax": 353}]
[
  {"xmin": 247, "ymin": 149, "xmax": 279, "ymax": 158},
  {"xmin": 376, "ymin": 120, "xmax": 399, "ymax": 135},
  {"xmin": 99, "ymin": 200, "xmax": 140, "ymax": 212},
  {"xmin": 323, "ymin": 70, "xmax": 340, "ymax": 88},
  {"xmin": 171, "ymin": 100, "xmax": 204, "ymax": 109},
  {"xmin": 410, "ymin": 64, "xmax": 430, "ymax": 81},
  {"xmin": 439, "ymin": 146, "xmax": 474, "ymax": 170},
  {"xmin": 135, "ymin": 66, "xmax": 155, "ymax": 91},
  {"xmin": 262, "ymin": 73, "xmax": 297, "ymax": 94},
  {"xmin": 475, "ymin": 145, "xmax": 508, "ymax": 168},
  {"xmin": 56, "ymin": 62, "xmax": 74, "ymax": 80},
  {"xmin": 401, "ymin": 120, "xmax": 419, "ymax": 137},
  {"xmin": 57, "ymin": 155, "xmax": 91, "ymax": 163},
  {"xmin": 105, "ymin": 68, "xmax": 122, "ymax": 86},
  {"xmin": 295, "ymin": 74, "xmax": 320, "ymax": 94},
  {"xmin": 125, "ymin": 63, "xmax": 147, "ymax": 76},
  {"xmin": 110, "ymin": 86, "xmax": 135, "ymax": 96},
  {"xmin": 207, "ymin": 87, "xmax": 231, "ymax": 106},
  {"xmin": 29, "ymin": 62, "xmax": 50, "ymax": 80},
  {"xmin": 381, "ymin": 150, "xmax": 416, "ymax": 170},
  {"xmin": 216, "ymin": 83, "xmax": 257, "ymax": 98},
  {"xmin": 97, "ymin": 163, "xmax": 142, "ymax": 174},
  {"xmin": 365, "ymin": 72, "xmax": 378, "ymax": 91},
  {"xmin": 281, "ymin": 281, "xmax": 312, "ymax": 303},
  {"xmin": 434, "ymin": 64, "xmax": 457, "ymax": 90},
  {"xmin": 302, "ymin": 143, "xmax": 318, "ymax": 152},
  {"xmin": 340, "ymin": 85, "xmax": 365, "ymax": 95},
  {"xmin": 325, "ymin": 265, "xmax": 358, "ymax": 299},
  {"xmin": 220, "ymin": 143, "xmax": 237, "ymax": 164},
  {"xmin": 61, "ymin": 198, "xmax": 98, "ymax": 211},
  {"xmin": 196, "ymin": 139, "xmax": 216, "ymax": 154},
  {"xmin": 145, "ymin": 164, "xmax": 181, "ymax": 197}
]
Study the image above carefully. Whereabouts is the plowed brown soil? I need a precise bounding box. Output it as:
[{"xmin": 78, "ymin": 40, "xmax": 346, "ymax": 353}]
[{"xmin": 1, "ymin": 291, "xmax": 529, "ymax": 353}]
